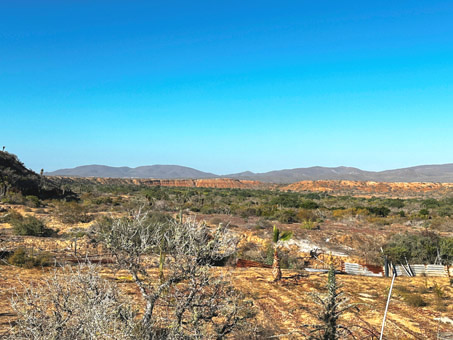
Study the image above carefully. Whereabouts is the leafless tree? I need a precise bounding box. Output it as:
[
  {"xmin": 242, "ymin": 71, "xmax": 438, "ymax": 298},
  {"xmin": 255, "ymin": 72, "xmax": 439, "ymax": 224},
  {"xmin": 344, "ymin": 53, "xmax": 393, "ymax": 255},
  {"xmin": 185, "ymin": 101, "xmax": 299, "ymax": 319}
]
[
  {"xmin": 8, "ymin": 263, "xmax": 137, "ymax": 340},
  {"xmin": 95, "ymin": 208, "xmax": 255, "ymax": 339}
]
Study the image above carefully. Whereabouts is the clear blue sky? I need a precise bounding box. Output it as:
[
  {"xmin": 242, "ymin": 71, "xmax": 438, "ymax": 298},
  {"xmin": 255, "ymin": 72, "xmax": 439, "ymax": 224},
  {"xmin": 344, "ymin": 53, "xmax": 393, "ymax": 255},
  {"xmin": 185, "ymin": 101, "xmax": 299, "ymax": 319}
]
[{"xmin": 1, "ymin": 1, "xmax": 452, "ymax": 174}]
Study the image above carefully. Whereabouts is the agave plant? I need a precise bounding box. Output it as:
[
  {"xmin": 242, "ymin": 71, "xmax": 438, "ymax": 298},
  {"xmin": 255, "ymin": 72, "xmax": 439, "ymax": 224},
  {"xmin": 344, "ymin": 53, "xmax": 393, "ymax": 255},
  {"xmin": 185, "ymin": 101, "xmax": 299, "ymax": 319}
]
[{"xmin": 272, "ymin": 225, "xmax": 293, "ymax": 281}]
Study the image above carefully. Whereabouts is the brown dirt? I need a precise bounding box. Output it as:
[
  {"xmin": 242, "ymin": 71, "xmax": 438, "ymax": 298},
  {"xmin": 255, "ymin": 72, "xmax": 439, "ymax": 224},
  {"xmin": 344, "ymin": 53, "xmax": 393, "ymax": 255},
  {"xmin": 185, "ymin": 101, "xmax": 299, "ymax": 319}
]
[{"xmin": 1, "ymin": 266, "xmax": 451, "ymax": 339}]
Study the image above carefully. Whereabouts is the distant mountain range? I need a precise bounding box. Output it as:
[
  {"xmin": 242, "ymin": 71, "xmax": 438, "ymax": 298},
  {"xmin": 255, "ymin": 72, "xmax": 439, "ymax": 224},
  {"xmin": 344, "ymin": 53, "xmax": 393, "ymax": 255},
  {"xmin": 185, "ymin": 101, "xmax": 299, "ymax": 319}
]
[
  {"xmin": 46, "ymin": 165, "xmax": 217, "ymax": 180},
  {"xmin": 45, "ymin": 163, "xmax": 453, "ymax": 183}
]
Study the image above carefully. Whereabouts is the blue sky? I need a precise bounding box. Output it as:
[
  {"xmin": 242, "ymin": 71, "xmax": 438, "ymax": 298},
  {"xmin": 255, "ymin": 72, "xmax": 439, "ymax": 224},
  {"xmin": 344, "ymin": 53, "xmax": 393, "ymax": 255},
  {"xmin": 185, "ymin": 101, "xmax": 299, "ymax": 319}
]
[{"xmin": 1, "ymin": 1, "xmax": 452, "ymax": 174}]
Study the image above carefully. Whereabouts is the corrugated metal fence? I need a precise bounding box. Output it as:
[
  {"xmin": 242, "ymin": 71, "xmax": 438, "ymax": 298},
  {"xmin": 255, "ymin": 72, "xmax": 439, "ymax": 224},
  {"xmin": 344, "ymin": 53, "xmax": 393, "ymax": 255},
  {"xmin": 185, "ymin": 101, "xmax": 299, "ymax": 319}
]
[
  {"xmin": 394, "ymin": 264, "xmax": 449, "ymax": 277},
  {"xmin": 342, "ymin": 263, "xmax": 450, "ymax": 277},
  {"xmin": 343, "ymin": 263, "xmax": 384, "ymax": 277}
]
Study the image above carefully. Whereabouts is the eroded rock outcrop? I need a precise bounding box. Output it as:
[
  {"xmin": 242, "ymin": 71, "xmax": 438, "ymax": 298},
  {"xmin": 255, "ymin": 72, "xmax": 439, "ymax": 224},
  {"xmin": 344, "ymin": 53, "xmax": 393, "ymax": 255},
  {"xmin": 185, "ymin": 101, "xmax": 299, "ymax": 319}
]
[{"xmin": 52, "ymin": 176, "xmax": 266, "ymax": 190}]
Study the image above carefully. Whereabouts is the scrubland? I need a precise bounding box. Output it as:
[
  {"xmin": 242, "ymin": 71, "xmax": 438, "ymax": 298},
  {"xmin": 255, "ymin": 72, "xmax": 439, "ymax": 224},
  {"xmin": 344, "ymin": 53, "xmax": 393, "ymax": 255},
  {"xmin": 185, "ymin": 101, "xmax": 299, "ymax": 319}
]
[{"xmin": 1, "ymin": 183, "xmax": 452, "ymax": 339}]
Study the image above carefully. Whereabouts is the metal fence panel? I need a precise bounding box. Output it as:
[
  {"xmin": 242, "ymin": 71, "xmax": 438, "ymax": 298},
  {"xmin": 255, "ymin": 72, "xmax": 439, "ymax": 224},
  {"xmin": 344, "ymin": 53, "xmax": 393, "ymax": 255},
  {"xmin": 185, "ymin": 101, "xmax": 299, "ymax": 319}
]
[
  {"xmin": 343, "ymin": 263, "xmax": 448, "ymax": 277},
  {"xmin": 344, "ymin": 263, "xmax": 383, "ymax": 277}
]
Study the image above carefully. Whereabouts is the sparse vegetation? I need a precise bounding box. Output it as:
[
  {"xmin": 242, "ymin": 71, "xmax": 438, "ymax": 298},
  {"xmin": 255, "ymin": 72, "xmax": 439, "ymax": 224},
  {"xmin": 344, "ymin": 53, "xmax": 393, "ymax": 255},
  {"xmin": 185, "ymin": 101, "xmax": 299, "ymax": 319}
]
[
  {"xmin": 1, "ymin": 154, "xmax": 453, "ymax": 338},
  {"xmin": 11, "ymin": 216, "xmax": 57, "ymax": 237},
  {"xmin": 303, "ymin": 265, "xmax": 357, "ymax": 339},
  {"xmin": 94, "ymin": 209, "xmax": 255, "ymax": 338},
  {"xmin": 7, "ymin": 247, "xmax": 52, "ymax": 268},
  {"xmin": 9, "ymin": 264, "xmax": 137, "ymax": 339}
]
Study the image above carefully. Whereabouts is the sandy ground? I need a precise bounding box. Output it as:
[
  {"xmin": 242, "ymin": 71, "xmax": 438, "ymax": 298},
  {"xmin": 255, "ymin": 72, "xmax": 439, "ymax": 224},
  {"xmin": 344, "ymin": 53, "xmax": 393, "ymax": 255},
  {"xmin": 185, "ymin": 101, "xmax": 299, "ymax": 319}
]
[{"xmin": 0, "ymin": 265, "xmax": 451, "ymax": 339}]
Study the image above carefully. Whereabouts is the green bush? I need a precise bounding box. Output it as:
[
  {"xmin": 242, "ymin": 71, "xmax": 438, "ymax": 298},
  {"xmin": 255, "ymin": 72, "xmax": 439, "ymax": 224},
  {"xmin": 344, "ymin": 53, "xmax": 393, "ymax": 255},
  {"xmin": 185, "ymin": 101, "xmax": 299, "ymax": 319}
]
[
  {"xmin": 12, "ymin": 216, "xmax": 56, "ymax": 237},
  {"xmin": 25, "ymin": 195, "xmax": 41, "ymax": 208},
  {"xmin": 270, "ymin": 193, "xmax": 301, "ymax": 208},
  {"xmin": 7, "ymin": 247, "xmax": 52, "ymax": 268},
  {"xmin": 300, "ymin": 200, "xmax": 320, "ymax": 209},
  {"xmin": 367, "ymin": 206, "xmax": 391, "ymax": 217},
  {"xmin": 276, "ymin": 209, "xmax": 299, "ymax": 224},
  {"xmin": 385, "ymin": 199, "xmax": 405, "ymax": 209},
  {"xmin": 384, "ymin": 232, "xmax": 453, "ymax": 265},
  {"xmin": 54, "ymin": 202, "xmax": 93, "ymax": 224},
  {"xmin": 419, "ymin": 208, "xmax": 430, "ymax": 217},
  {"xmin": 1, "ymin": 192, "xmax": 26, "ymax": 205},
  {"xmin": 422, "ymin": 198, "xmax": 440, "ymax": 209}
]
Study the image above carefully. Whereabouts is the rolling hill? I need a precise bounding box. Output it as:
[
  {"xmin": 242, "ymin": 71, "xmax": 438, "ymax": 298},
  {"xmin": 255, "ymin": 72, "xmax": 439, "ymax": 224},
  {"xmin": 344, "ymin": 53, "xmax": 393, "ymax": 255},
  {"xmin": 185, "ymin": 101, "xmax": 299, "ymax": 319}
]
[
  {"xmin": 45, "ymin": 163, "xmax": 453, "ymax": 183},
  {"xmin": 45, "ymin": 164, "xmax": 217, "ymax": 179}
]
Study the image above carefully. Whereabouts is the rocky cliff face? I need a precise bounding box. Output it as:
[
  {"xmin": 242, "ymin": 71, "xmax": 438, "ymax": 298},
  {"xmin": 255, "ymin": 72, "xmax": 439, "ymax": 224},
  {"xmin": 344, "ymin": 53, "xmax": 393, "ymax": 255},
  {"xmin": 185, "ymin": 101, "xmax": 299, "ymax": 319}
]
[
  {"xmin": 51, "ymin": 176, "xmax": 453, "ymax": 196},
  {"xmin": 282, "ymin": 180, "xmax": 453, "ymax": 197},
  {"xmin": 52, "ymin": 176, "xmax": 266, "ymax": 190}
]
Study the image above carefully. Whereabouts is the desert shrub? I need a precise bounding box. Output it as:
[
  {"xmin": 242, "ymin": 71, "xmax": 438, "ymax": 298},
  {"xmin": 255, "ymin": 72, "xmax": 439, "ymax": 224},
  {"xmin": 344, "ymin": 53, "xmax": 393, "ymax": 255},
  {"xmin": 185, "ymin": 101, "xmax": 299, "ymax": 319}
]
[
  {"xmin": 91, "ymin": 195, "xmax": 113, "ymax": 205},
  {"xmin": 428, "ymin": 217, "xmax": 452, "ymax": 232},
  {"xmin": 276, "ymin": 209, "xmax": 299, "ymax": 223},
  {"xmin": 300, "ymin": 200, "xmax": 320, "ymax": 209},
  {"xmin": 270, "ymin": 193, "xmax": 301, "ymax": 208},
  {"xmin": 419, "ymin": 208, "xmax": 430, "ymax": 217},
  {"xmin": 332, "ymin": 208, "xmax": 349, "ymax": 219},
  {"xmin": 199, "ymin": 204, "xmax": 218, "ymax": 214},
  {"xmin": 0, "ymin": 209, "xmax": 23, "ymax": 223},
  {"xmin": 404, "ymin": 293, "xmax": 427, "ymax": 307},
  {"xmin": 384, "ymin": 232, "xmax": 453, "ymax": 265},
  {"xmin": 54, "ymin": 201, "xmax": 93, "ymax": 224},
  {"xmin": 366, "ymin": 206, "xmax": 391, "ymax": 217},
  {"xmin": 255, "ymin": 204, "xmax": 277, "ymax": 218},
  {"xmin": 11, "ymin": 216, "xmax": 57, "ymax": 237},
  {"xmin": 95, "ymin": 211, "xmax": 255, "ymax": 338},
  {"xmin": 304, "ymin": 192, "xmax": 322, "ymax": 200},
  {"xmin": 422, "ymin": 198, "xmax": 440, "ymax": 209},
  {"xmin": 384, "ymin": 199, "xmax": 405, "ymax": 209},
  {"xmin": 238, "ymin": 206, "xmax": 258, "ymax": 218},
  {"xmin": 438, "ymin": 206, "xmax": 452, "ymax": 217},
  {"xmin": 300, "ymin": 220, "xmax": 318, "ymax": 230},
  {"xmin": 145, "ymin": 211, "xmax": 173, "ymax": 224},
  {"xmin": 144, "ymin": 187, "xmax": 169, "ymax": 202},
  {"xmin": 61, "ymin": 227, "xmax": 88, "ymax": 239},
  {"xmin": 330, "ymin": 207, "xmax": 368, "ymax": 221},
  {"xmin": 1, "ymin": 192, "xmax": 26, "ymax": 205},
  {"xmin": 7, "ymin": 247, "xmax": 52, "ymax": 268},
  {"xmin": 439, "ymin": 237, "xmax": 453, "ymax": 264},
  {"xmin": 9, "ymin": 263, "xmax": 136, "ymax": 339},
  {"xmin": 25, "ymin": 195, "xmax": 41, "ymax": 208},
  {"xmin": 297, "ymin": 209, "xmax": 317, "ymax": 221}
]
